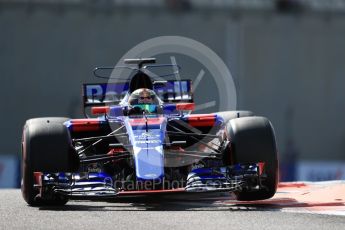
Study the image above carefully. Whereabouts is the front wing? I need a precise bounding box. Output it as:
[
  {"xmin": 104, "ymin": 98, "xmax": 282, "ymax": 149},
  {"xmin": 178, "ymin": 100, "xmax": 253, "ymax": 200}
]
[{"xmin": 35, "ymin": 163, "xmax": 266, "ymax": 200}]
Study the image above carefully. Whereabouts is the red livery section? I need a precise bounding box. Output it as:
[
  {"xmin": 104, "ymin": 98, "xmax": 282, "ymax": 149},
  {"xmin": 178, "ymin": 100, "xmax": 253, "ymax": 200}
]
[
  {"xmin": 176, "ymin": 103, "xmax": 195, "ymax": 111},
  {"xmin": 186, "ymin": 114, "xmax": 216, "ymax": 127},
  {"xmin": 258, "ymin": 162, "xmax": 265, "ymax": 175},
  {"xmin": 69, "ymin": 119, "xmax": 102, "ymax": 132},
  {"xmin": 129, "ymin": 117, "xmax": 165, "ymax": 127},
  {"xmin": 91, "ymin": 106, "xmax": 110, "ymax": 115}
]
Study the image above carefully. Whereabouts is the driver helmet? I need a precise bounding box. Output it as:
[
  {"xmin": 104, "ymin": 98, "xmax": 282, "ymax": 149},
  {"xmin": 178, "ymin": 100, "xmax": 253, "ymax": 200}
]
[{"xmin": 128, "ymin": 88, "xmax": 159, "ymax": 105}]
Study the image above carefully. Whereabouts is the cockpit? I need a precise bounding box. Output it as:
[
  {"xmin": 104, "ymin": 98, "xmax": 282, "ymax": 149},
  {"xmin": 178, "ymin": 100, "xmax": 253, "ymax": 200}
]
[{"xmin": 127, "ymin": 88, "xmax": 163, "ymax": 115}]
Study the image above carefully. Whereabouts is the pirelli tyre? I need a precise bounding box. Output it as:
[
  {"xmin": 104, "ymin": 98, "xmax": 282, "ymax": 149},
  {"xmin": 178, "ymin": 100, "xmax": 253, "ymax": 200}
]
[
  {"xmin": 21, "ymin": 117, "xmax": 79, "ymax": 206},
  {"xmin": 227, "ymin": 116, "xmax": 278, "ymax": 201}
]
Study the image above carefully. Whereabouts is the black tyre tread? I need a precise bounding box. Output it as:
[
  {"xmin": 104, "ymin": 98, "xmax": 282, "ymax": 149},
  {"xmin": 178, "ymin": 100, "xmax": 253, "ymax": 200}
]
[
  {"xmin": 21, "ymin": 117, "xmax": 73, "ymax": 206},
  {"xmin": 227, "ymin": 116, "xmax": 278, "ymax": 201}
]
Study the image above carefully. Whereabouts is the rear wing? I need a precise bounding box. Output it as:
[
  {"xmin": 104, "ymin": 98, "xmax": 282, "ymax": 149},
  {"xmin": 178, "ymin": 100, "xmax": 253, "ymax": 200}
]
[{"xmin": 83, "ymin": 80, "xmax": 193, "ymax": 114}]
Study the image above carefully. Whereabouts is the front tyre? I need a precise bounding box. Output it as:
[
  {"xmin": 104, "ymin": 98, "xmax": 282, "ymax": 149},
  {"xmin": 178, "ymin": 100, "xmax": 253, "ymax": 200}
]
[
  {"xmin": 227, "ymin": 116, "xmax": 278, "ymax": 201},
  {"xmin": 21, "ymin": 117, "xmax": 77, "ymax": 206}
]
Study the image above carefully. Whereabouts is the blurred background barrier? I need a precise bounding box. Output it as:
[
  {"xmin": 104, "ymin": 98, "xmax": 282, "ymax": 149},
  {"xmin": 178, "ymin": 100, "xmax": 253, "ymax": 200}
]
[
  {"xmin": 1, "ymin": 0, "xmax": 345, "ymax": 186},
  {"xmin": 0, "ymin": 155, "xmax": 20, "ymax": 188},
  {"xmin": 297, "ymin": 161, "xmax": 345, "ymax": 181}
]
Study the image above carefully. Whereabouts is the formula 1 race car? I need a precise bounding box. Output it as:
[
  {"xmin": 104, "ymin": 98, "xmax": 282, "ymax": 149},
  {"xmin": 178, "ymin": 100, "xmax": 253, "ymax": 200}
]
[{"xmin": 21, "ymin": 58, "xmax": 278, "ymax": 206}]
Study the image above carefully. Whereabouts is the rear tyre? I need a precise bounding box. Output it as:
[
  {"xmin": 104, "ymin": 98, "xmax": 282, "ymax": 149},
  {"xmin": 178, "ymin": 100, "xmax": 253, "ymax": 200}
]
[
  {"xmin": 226, "ymin": 116, "xmax": 278, "ymax": 201},
  {"xmin": 21, "ymin": 117, "xmax": 78, "ymax": 206}
]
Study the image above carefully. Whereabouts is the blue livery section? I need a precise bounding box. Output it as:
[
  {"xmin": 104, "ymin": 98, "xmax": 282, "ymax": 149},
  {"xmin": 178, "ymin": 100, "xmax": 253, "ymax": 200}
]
[{"xmin": 125, "ymin": 117, "xmax": 166, "ymax": 181}]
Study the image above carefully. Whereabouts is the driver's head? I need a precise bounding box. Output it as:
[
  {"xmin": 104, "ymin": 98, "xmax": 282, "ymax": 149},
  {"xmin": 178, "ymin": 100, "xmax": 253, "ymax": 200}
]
[
  {"xmin": 129, "ymin": 88, "xmax": 156, "ymax": 105},
  {"xmin": 138, "ymin": 89, "xmax": 153, "ymax": 104}
]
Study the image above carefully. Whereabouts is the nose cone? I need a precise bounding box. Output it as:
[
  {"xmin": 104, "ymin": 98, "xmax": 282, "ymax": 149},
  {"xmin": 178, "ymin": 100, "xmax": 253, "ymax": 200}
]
[
  {"xmin": 125, "ymin": 117, "xmax": 166, "ymax": 181},
  {"xmin": 133, "ymin": 145, "xmax": 164, "ymax": 181}
]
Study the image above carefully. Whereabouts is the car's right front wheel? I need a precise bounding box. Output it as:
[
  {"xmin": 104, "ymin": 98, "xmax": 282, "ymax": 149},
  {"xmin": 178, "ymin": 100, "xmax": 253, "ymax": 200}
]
[{"xmin": 21, "ymin": 117, "xmax": 78, "ymax": 206}]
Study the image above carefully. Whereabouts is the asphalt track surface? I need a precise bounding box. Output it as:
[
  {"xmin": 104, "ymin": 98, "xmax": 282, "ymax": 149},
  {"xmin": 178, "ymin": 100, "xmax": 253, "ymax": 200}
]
[{"xmin": 1, "ymin": 182, "xmax": 345, "ymax": 230}]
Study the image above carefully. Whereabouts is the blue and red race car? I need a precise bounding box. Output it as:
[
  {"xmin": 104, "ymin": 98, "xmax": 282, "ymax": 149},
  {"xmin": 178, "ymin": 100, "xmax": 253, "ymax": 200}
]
[{"xmin": 21, "ymin": 58, "xmax": 278, "ymax": 206}]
